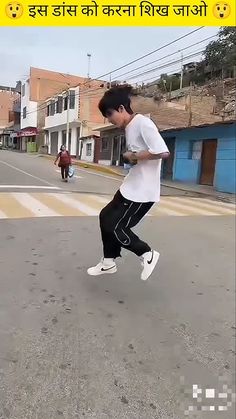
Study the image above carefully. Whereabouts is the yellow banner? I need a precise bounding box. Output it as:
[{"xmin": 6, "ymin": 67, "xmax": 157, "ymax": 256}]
[{"xmin": 1, "ymin": 0, "xmax": 235, "ymax": 25}]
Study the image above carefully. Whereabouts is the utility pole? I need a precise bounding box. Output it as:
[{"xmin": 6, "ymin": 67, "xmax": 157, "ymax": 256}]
[
  {"xmin": 66, "ymin": 84, "xmax": 70, "ymax": 151},
  {"xmin": 87, "ymin": 53, "xmax": 91, "ymax": 79},
  {"xmin": 180, "ymin": 52, "xmax": 184, "ymax": 90}
]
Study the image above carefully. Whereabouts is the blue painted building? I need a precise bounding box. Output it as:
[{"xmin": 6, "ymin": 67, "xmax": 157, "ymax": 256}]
[{"xmin": 162, "ymin": 121, "xmax": 236, "ymax": 194}]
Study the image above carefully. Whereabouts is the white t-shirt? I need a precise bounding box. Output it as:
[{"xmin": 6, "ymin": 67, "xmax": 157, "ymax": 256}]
[{"xmin": 120, "ymin": 114, "xmax": 169, "ymax": 203}]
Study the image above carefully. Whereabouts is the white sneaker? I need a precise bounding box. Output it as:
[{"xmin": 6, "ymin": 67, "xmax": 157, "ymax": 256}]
[
  {"xmin": 87, "ymin": 258, "xmax": 117, "ymax": 276},
  {"xmin": 141, "ymin": 250, "xmax": 160, "ymax": 281}
]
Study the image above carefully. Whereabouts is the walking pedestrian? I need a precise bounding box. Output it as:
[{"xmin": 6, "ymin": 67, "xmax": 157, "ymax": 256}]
[
  {"xmin": 54, "ymin": 145, "xmax": 72, "ymax": 182},
  {"xmin": 87, "ymin": 85, "xmax": 170, "ymax": 280}
]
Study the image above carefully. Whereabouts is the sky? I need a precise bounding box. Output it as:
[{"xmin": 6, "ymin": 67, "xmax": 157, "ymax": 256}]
[{"xmin": 0, "ymin": 26, "xmax": 219, "ymax": 87}]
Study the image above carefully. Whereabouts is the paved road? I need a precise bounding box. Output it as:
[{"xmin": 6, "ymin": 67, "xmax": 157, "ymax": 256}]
[{"xmin": 0, "ymin": 151, "xmax": 235, "ymax": 419}]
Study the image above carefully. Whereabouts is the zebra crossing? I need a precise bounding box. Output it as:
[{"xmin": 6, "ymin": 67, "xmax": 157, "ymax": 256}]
[{"xmin": 0, "ymin": 192, "xmax": 235, "ymax": 219}]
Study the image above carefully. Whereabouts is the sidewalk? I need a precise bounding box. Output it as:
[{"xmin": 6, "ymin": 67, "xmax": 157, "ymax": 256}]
[{"xmin": 40, "ymin": 155, "xmax": 236, "ymax": 204}]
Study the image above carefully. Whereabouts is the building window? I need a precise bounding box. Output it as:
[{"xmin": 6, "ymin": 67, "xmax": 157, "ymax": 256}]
[
  {"xmin": 189, "ymin": 141, "xmax": 202, "ymax": 160},
  {"xmin": 57, "ymin": 96, "xmax": 63, "ymax": 113},
  {"xmin": 47, "ymin": 104, "xmax": 50, "ymax": 116},
  {"xmin": 69, "ymin": 90, "xmax": 75, "ymax": 109},
  {"xmin": 23, "ymin": 106, "xmax": 26, "ymax": 119},
  {"xmin": 64, "ymin": 96, "xmax": 68, "ymax": 111},
  {"xmin": 86, "ymin": 143, "xmax": 92, "ymax": 156},
  {"xmin": 22, "ymin": 84, "xmax": 25, "ymax": 97},
  {"xmin": 101, "ymin": 137, "xmax": 109, "ymax": 151},
  {"xmin": 50, "ymin": 101, "xmax": 55, "ymax": 116}
]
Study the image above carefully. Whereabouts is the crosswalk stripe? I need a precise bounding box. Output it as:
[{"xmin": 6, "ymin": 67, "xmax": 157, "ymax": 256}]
[
  {"xmin": 164, "ymin": 197, "xmax": 235, "ymax": 215},
  {"xmin": 0, "ymin": 193, "xmax": 34, "ymax": 218},
  {"xmin": 158, "ymin": 198, "xmax": 221, "ymax": 216},
  {"xmin": 0, "ymin": 209, "xmax": 7, "ymax": 219},
  {"xmin": 33, "ymin": 193, "xmax": 85, "ymax": 216},
  {"xmin": 12, "ymin": 193, "xmax": 60, "ymax": 217},
  {"xmin": 0, "ymin": 192, "xmax": 235, "ymax": 219},
  {"xmin": 53, "ymin": 193, "xmax": 98, "ymax": 216}
]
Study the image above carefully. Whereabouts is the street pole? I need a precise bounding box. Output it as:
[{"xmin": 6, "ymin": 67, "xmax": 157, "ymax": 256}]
[
  {"xmin": 180, "ymin": 52, "xmax": 184, "ymax": 90},
  {"xmin": 87, "ymin": 53, "xmax": 91, "ymax": 79},
  {"xmin": 66, "ymin": 89, "xmax": 70, "ymax": 151}
]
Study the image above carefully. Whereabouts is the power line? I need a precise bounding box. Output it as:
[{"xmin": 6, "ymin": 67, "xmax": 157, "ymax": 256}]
[
  {"xmin": 112, "ymin": 34, "xmax": 216, "ymax": 82},
  {"xmin": 126, "ymin": 49, "xmax": 205, "ymax": 82},
  {"xmin": 22, "ymin": 27, "xmax": 205, "ymax": 118}
]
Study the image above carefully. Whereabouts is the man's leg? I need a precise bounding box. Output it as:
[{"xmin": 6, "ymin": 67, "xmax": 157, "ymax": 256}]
[
  {"xmin": 87, "ymin": 191, "xmax": 126, "ymax": 276},
  {"xmin": 109, "ymin": 193, "xmax": 160, "ymax": 281},
  {"xmin": 65, "ymin": 165, "xmax": 69, "ymax": 181}
]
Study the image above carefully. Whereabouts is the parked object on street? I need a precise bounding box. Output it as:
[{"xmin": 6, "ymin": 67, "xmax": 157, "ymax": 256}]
[
  {"xmin": 0, "ymin": 140, "xmax": 3, "ymax": 150},
  {"xmin": 54, "ymin": 145, "xmax": 72, "ymax": 182},
  {"xmin": 68, "ymin": 166, "xmax": 75, "ymax": 178}
]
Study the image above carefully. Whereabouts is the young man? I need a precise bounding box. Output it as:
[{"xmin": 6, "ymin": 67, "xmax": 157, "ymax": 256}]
[{"xmin": 88, "ymin": 85, "xmax": 169, "ymax": 281}]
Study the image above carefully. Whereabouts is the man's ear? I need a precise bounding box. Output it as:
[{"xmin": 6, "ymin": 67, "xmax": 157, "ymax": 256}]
[{"xmin": 118, "ymin": 105, "xmax": 125, "ymax": 113}]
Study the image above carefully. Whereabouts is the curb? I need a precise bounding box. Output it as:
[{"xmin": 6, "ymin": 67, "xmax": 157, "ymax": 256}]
[
  {"xmin": 39, "ymin": 154, "xmax": 235, "ymax": 203},
  {"xmin": 39, "ymin": 154, "xmax": 125, "ymax": 177}
]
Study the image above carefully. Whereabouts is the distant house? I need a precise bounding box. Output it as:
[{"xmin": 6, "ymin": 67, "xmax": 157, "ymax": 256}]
[{"xmin": 95, "ymin": 95, "xmax": 236, "ymax": 194}]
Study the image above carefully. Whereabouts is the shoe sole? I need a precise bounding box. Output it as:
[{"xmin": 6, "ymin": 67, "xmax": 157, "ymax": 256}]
[
  {"xmin": 87, "ymin": 267, "xmax": 117, "ymax": 276},
  {"xmin": 141, "ymin": 251, "xmax": 160, "ymax": 281}
]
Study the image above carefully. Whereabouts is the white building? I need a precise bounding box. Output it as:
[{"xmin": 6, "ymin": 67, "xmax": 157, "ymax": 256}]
[{"xmin": 44, "ymin": 87, "xmax": 80, "ymax": 156}]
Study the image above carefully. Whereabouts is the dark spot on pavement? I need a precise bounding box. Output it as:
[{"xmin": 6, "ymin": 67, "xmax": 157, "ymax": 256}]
[
  {"xmin": 32, "ymin": 262, "xmax": 38, "ymax": 266},
  {"xmin": 57, "ymin": 410, "xmax": 63, "ymax": 416},
  {"xmin": 59, "ymin": 276, "xmax": 63, "ymax": 280},
  {"xmin": 3, "ymin": 407, "xmax": 10, "ymax": 417},
  {"xmin": 41, "ymin": 327, "xmax": 48, "ymax": 334},
  {"xmin": 231, "ymin": 326, "xmax": 236, "ymax": 330},
  {"xmin": 43, "ymin": 300, "xmax": 49, "ymax": 304},
  {"xmin": 195, "ymin": 264, "xmax": 199, "ymax": 268},
  {"xmin": 150, "ymin": 403, "xmax": 157, "ymax": 410},
  {"xmin": 6, "ymin": 235, "xmax": 15, "ymax": 240},
  {"xmin": 107, "ymin": 313, "xmax": 113, "ymax": 318},
  {"xmin": 52, "ymin": 317, "xmax": 58, "ymax": 324},
  {"xmin": 114, "ymin": 379, "xmax": 118, "ymax": 386},
  {"xmin": 72, "ymin": 252, "xmax": 77, "ymax": 256},
  {"xmin": 87, "ymin": 312, "xmax": 94, "ymax": 315},
  {"xmin": 120, "ymin": 396, "xmax": 129, "ymax": 404},
  {"xmin": 118, "ymin": 300, "xmax": 124, "ymax": 304},
  {"xmin": 41, "ymin": 289, "xmax": 47, "ymax": 292},
  {"xmin": 62, "ymin": 297, "xmax": 66, "ymax": 302},
  {"xmin": 31, "ymin": 248, "xmax": 35, "ymax": 251},
  {"xmin": 59, "ymin": 363, "xmax": 71, "ymax": 370},
  {"xmin": 191, "ymin": 281, "xmax": 195, "ymax": 284},
  {"xmin": 224, "ymin": 363, "xmax": 230, "ymax": 370},
  {"xmin": 29, "ymin": 273, "xmax": 36, "ymax": 276},
  {"xmin": 49, "ymin": 294, "xmax": 55, "ymax": 298},
  {"xmin": 197, "ymin": 292, "xmax": 203, "ymax": 295},
  {"xmin": 33, "ymin": 253, "xmax": 38, "ymax": 256},
  {"xmin": 138, "ymin": 360, "xmax": 143, "ymax": 365},
  {"xmin": 65, "ymin": 307, "xmax": 71, "ymax": 312},
  {"xmin": 128, "ymin": 343, "xmax": 134, "ymax": 350},
  {"xmin": 105, "ymin": 290, "xmax": 109, "ymax": 293}
]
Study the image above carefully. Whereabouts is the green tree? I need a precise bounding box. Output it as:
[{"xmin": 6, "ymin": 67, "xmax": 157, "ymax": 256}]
[{"xmin": 204, "ymin": 27, "xmax": 236, "ymax": 76}]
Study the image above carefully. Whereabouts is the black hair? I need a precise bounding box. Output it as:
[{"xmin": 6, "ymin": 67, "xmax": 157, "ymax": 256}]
[{"xmin": 99, "ymin": 85, "xmax": 134, "ymax": 117}]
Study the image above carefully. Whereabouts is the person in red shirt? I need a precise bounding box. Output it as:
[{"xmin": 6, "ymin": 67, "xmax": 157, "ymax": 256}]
[{"xmin": 54, "ymin": 145, "xmax": 72, "ymax": 182}]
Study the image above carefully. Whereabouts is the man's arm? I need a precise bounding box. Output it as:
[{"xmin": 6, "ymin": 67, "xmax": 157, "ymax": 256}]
[{"xmin": 124, "ymin": 150, "xmax": 169, "ymax": 164}]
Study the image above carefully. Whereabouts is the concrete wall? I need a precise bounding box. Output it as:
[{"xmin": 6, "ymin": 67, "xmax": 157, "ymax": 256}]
[
  {"xmin": 81, "ymin": 138, "xmax": 95, "ymax": 162},
  {"xmin": 21, "ymin": 79, "xmax": 37, "ymax": 129},
  {"xmin": 163, "ymin": 122, "xmax": 236, "ymax": 194}
]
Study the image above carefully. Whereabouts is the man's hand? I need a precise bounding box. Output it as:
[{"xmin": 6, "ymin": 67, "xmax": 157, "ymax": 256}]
[{"xmin": 123, "ymin": 151, "xmax": 138, "ymax": 165}]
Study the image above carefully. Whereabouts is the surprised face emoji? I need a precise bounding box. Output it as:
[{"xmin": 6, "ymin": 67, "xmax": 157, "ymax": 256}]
[
  {"xmin": 5, "ymin": 2, "xmax": 24, "ymax": 19},
  {"xmin": 213, "ymin": 2, "xmax": 231, "ymax": 18}
]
